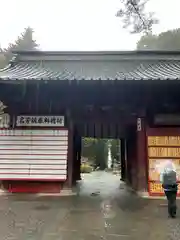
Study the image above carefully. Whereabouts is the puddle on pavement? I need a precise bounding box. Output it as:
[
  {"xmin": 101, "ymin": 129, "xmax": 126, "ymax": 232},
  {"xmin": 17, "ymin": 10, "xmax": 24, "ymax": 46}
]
[
  {"xmin": 34, "ymin": 205, "xmax": 50, "ymax": 211},
  {"xmin": 79, "ymin": 172, "xmax": 121, "ymax": 198},
  {"xmin": 2, "ymin": 171, "xmax": 179, "ymax": 239}
]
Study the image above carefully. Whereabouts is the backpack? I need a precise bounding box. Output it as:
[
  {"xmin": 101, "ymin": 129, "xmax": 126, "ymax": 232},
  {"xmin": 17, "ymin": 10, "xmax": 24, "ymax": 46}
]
[{"xmin": 162, "ymin": 170, "xmax": 177, "ymax": 186}]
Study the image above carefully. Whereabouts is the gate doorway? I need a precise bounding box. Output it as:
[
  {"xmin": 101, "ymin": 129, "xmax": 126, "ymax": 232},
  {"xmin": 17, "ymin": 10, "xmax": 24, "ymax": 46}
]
[
  {"xmin": 81, "ymin": 138, "xmax": 120, "ymax": 173},
  {"xmin": 71, "ymin": 127, "xmax": 129, "ymax": 189}
]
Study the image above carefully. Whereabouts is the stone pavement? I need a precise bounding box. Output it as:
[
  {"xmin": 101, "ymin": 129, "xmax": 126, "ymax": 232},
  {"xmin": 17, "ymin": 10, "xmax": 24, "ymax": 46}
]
[{"xmin": 0, "ymin": 171, "xmax": 180, "ymax": 240}]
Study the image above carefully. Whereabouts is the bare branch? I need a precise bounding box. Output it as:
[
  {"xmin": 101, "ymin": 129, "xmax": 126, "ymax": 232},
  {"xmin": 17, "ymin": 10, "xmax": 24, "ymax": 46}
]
[{"xmin": 116, "ymin": 0, "xmax": 158, "ymax": 33}]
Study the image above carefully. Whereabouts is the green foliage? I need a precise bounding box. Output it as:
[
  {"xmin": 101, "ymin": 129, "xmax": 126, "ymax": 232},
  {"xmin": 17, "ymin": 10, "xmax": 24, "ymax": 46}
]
[
  {"xmin": 137, "ymin": 29, "xmax": 180, "ymax": 50},
  {"xmin": 82, "ymin": 138, "xmax": 119, "ymax": 170},
  {"xmin": 81, "ymin": 163, "xmax": 93, "ymax": 173},
  {"xmin": 82, "ymin": 138, "xmax": 108, "ymax": 170},
  {"xmin": 110, "ymin": 139, "xmax": 120, "ymax": 162},
  {"xmin": 0, "ymin": 52, "xmax": 7, "ymax": 69},
  {"xmin": 82, "ymin": 138, "xmax": 97, "ymax": 161},
  {"xmin": 94, "ymin": 139, "xmax": 108, "ymax": 170}
]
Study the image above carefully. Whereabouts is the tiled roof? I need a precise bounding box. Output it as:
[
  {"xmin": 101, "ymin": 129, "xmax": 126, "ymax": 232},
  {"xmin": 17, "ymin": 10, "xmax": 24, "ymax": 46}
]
[{"xmin": 1, "ymin": 51, "xmax": 180, "ymax": 80}]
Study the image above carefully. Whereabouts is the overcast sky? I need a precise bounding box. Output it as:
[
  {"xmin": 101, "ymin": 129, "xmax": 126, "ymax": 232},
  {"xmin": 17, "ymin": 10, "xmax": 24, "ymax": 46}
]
[{"xmin": 0, "ymin": 0, "xmax": 179, "ymax": 50}]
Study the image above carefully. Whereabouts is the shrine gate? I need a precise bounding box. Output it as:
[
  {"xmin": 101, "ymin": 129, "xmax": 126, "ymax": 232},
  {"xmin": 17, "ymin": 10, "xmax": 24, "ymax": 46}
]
[{"xmin": 0, "ymin": 50, "xmax": 180, "ymax": 197}]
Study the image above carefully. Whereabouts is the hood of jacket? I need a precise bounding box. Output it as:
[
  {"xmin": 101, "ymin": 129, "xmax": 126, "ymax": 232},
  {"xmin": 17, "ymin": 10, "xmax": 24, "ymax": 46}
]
[{"xmin": 162, "ymin": 160, "xmax": 176, "ymax": 173}]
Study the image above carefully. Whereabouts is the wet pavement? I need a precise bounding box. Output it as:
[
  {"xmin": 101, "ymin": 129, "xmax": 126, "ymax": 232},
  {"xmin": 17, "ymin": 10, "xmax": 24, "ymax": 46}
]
[{"xmin": 0, "ymin": 171, "xmax": 180, "ymax": 239}]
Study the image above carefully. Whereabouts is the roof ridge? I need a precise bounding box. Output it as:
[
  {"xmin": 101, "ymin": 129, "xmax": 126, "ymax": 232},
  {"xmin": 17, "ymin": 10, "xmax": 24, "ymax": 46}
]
[{"xmin": 11, "ymin": 50, "xmax": 180, "ymax": 56}]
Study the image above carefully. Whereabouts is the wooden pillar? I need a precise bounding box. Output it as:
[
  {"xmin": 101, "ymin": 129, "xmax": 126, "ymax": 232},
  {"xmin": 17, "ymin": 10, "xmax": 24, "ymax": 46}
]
[
  {"xmin": 66, "ymin": 109, "xmax": 73, "ymax": 188},
  {"xmin": 126, "ymin": 126, "xmax": 137, "ymax": 189},
  {"xmin": 120, "ymin": 139, "xmax": 126, "ymax": 181},
  {"xmin": 75, "ymin": 135, "xmax": 81, "ymax": 181},
  {"xmin": 126, "ymin": 136, "xmax": 133, "ymax": 186},
  {"xmin": 72, "ymin": 134, "xmax": 76, "ymax": 185},
  {"xmin": 136, "ymin": 117, "xmax": 148, "ymax": 192},
  {"xmin": 73, "ymin": 128, "xmax": 82, "ymax": 182}
]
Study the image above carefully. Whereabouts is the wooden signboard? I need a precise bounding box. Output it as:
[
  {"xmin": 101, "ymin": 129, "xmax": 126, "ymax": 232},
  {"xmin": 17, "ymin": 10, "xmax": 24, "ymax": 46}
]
[
  {"xmin": 147, "ymin": 136, "xmax": 180, "ymax": 196},
  {"xmin": 0, "ymin": 129, "xmax": 68, "ymax": 181}
]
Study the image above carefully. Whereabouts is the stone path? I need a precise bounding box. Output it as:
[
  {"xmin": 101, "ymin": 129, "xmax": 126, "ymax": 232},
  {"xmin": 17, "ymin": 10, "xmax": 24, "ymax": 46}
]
[{"xmin": 0, "ymin": 171, "xmax": 179, "ymax": 239}]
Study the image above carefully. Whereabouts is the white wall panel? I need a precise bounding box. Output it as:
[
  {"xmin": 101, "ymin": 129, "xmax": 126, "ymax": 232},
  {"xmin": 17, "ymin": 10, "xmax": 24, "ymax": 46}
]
[
  {"xmin": 30, "ymin": 169, "xmax": 66, "ymax": 175},
  {"xmin": 0, "ymin": 155, "xmax": 67, "ymax": 160},
  {"xmin": 30, "ymin": 164, "xmax": 67, "ymax": 170},
  {"xmin": 0, "ymin": 136, "xmax": 68, "ymax": 141},
  {"xmin": 0, "ymin": 174, "xmax": 66, "ymax": 180},
  {"xmin": 0, "ymin": 169, "xmax": 30, "ymax": 174},
  {"xmin": 0, "ymin": 169, "xmax": 67, "ymax": 174},
  {"xmin": 0, "ymin": 129, "xmax": 68, "ymax": 136},
  {"xmin": 0, "ymin": 129, "xmax": 68, "ymax": 181},
  {"xmin": 0, "ymin": 159, "xmax": 67, "ymax": 165},
  {"xmin": 0, "ymin": 145, "xmax": 68, "ymax": 150},
  {"xmin": 0, "ymin": 164, "xmax": 30, "ymax": 169},
  {"xmin": 0, "ymin": 150, "xmax": 67, "ymax": 155},
  {"xmin": 0, "ymin": 164, "xmax": 67, "ymax": 170},
  {"xmin": 0, "ymin": 141, "xmax": 68, "ymax": 146}
]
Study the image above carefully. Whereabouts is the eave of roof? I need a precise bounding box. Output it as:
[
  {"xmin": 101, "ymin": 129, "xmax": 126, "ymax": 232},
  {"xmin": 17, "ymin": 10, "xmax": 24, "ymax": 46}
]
[{"xmin": 1, "ymin": 50, "xmax": 180, "ymax": 81}]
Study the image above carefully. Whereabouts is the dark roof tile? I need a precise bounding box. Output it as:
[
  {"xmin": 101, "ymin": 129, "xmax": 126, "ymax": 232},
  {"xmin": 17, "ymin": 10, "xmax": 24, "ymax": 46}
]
[{"xmin": 1, "ymin": 51, "xmax": 180, "ymax": 80}]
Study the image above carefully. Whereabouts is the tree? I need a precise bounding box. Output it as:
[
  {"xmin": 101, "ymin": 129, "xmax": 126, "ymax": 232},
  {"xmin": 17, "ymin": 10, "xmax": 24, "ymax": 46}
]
[
  {"xmin": 82, "ymin": 138, "xmax": 108, "ymax": 170},
  {"xmin": 82, "ymin": 137, "xmax": 97, "ymax": 162},
  {"xmin": 137, "ymin": 29, "xmax": 180, "ymax": 50},
  {"xmin": 116, "ymin": 0, "xmax": 158, "ymax": 33},
  {"xmin": 94, "ymin": 139, "xmax": 108, "ymax": 170},
  {"xmin": 0, "ymin": 50, "xmax": 6, "ymax": 69},
  {"xmin": 82, "ymin": 138, "xmax": 121, "ymax": 170},
  {"xmin": 136, "ymin": 33, "xmax": 157, "ymax": 50},
  {"xmin": 110, "ymin": 139, "xmax": 120, "ymax": 163},
  {"xmin": 4, "ymin": 27, "xmax": 38, "ymax": 62}
]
